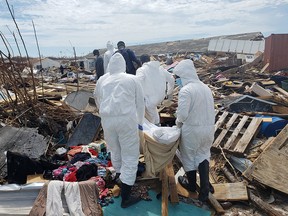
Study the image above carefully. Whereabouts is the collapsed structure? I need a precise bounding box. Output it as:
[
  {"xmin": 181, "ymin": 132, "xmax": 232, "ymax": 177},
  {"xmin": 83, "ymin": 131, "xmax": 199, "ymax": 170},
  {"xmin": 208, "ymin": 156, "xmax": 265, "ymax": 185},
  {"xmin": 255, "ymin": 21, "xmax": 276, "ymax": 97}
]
[{"xmin": 0, "ymin": 32, "xmax": 288, "ymax": 216}]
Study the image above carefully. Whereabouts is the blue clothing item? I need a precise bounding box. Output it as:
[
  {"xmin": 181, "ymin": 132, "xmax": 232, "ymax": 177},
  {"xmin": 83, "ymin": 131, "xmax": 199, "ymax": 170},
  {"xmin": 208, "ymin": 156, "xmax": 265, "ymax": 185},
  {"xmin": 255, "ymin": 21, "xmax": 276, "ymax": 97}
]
[
  {"xmin": 95, "ymin": 56, "xmax": 104, "ymax": 80},
  {"xmin": 116, "ymin": 48, "xmax": 141, "ymax": 75},
  {"xmin": 176, "ymin": 78, "xmax": 183, "ymax": 88}
]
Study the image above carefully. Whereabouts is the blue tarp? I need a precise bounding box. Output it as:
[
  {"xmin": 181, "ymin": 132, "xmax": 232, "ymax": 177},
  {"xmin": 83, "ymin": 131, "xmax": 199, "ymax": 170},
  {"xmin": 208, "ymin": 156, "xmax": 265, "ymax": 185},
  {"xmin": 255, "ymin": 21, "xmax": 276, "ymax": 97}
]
[{"xmin": 103, "ymin": 190, "xmax": 211, "ymax": 216}]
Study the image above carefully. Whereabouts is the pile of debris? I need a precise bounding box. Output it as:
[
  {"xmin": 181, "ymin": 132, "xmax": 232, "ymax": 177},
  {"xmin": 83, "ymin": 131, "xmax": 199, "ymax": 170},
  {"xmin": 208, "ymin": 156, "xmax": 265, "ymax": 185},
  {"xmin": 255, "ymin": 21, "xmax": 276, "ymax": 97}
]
[
  {"xmin": 1, "ymin": 35, "xmax": 288, "ymax": 216},
  {"xmin": 158, "ymin": 51, "xmax": 288, "ymax": 215}
]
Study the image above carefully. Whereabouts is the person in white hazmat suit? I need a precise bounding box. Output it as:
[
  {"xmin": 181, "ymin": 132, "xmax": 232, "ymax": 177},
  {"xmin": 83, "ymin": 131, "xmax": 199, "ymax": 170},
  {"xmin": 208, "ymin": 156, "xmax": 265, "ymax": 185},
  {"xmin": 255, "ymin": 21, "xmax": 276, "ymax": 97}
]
[
  {"xmin": 94, "ymin": 53, "xmax": 145, "ymax": 208},
  {"xmin": 173, "ymin": 59, "xmax": 215, "ymax": 202},
  {"xmin": 103, "ymin": 41, "xmax": 116, "ymax": 74},
  {"xmin": 136, "ymin": 54, "xmax": 175, "ymax": 125}
]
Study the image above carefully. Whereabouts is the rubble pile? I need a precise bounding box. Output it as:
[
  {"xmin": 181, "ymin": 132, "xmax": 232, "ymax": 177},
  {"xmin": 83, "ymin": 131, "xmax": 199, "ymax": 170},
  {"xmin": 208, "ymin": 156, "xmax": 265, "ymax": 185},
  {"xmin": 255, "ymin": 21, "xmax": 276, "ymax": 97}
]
[
  {"xmin": 158, "ymin": 51, "xmax": 288, "ymax": 215},
  {"xmin": 1, "ymin": 34, "xmax": 288, "ymax": 215}
]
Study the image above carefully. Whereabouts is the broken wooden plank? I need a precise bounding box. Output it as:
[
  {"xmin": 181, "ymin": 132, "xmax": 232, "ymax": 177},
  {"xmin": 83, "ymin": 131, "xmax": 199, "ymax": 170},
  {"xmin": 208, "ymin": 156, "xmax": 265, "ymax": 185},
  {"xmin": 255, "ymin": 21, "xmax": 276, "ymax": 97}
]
[
  {"xmin": 260, "ymin": 137, "xmax": 275, "ymax": 152},
  {"xmin": 166, "ymin": 163, "xmax": 179, "ymax": 204},
  {"xmin": 176, "ymin": 183, "xmax": 198, "ymax": 199},
  {"xmin": 223, "ymin": 115, "xmax": 249, "ymax": 150},
  {"xmin": 221, "ymin": 166, "xmax": 238, "ymax": 183},
  {"xmin": 207, "ymin": 189, "xmax": 225, "ymax": 214},
  {"xmin": 273, "ymin": 85, "xmax": 288, "ymax": 97},
  {"xmin": 243, "ymin": 124, "xmax": 288, "ymax": 194},
  {"xmin": 260, "ymin": 63, "xmax": 269, "ymax": 73},
  {"xmin": 27, "ymin": 174, "xmax": 48, "ymax": 183},
  {"xmin": 175, "ymin": 168, "xmax": 198, "ymax": 199},
  {"xmin": 250, "ymin": 82, "xmax": 273, "ymax": 97},
  {"xmin": 175, "ymin": 167, "xmax": 224, "ymax": 214},
  {"xmin": 161, "ymin": 168, "xmax": 168, "ymax": 216},
  {"xmin": 214, "ymin": 111, "xmax": 229, "ymax": 132},
  {"xmin": 248, "ymin": 189, "xmax": 285, "ymax": 216},
  {"xmin": 233, "ymin": 117, "xmax": 262, "ymax": 153},
  {"xmin": 160, "ymin": 113, "xmax": 175, "ymax": 119},
  {"xmin": 213, "ymin": 182, "xmax": 248, "ymax": 201},
  {"xmin": 261, "ymin": 80, "xmax": 275, "ymax": 86},
  {"xmin": 272, "ymin": 105, "xmax": 288, "ymax": 114},
  {"xmin": 213, "ymin": 113, "xmax": 238, "ymax": 148}
]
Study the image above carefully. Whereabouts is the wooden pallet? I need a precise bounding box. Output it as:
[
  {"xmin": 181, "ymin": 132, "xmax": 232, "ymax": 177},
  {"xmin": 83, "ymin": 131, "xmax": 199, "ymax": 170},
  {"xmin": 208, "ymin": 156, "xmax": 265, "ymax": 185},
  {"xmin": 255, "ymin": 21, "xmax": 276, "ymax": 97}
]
[{"xmin": 212, "ymin": 111, "xmax": 262, "ymax": 155}]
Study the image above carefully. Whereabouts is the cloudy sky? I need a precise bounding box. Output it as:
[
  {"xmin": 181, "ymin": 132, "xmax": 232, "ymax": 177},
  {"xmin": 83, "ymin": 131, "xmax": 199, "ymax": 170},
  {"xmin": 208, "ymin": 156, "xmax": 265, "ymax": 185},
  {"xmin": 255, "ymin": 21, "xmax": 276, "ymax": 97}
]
[{"xmin": 0, "ymin": 0, "xmax": 287, "ymax": 57}]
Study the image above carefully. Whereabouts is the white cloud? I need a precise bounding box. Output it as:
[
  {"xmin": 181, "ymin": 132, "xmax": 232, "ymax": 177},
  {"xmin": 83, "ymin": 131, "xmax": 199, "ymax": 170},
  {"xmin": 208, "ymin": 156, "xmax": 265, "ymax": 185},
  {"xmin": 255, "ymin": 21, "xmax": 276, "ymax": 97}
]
[{"xmin": 0, "ymin": 0, "xmax": 288, "ymax": 56}]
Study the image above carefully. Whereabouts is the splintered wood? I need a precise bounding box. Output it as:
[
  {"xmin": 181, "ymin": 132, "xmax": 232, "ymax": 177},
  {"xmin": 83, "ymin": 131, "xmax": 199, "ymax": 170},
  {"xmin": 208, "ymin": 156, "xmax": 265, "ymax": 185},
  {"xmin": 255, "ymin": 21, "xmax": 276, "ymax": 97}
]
[
  {"xmin": 213, "ymin": 111, "xmax": 262, "ymax": 155},
  {"xmin": 243, "ymin": 124, "xmax": 288, "ymax": 195}
]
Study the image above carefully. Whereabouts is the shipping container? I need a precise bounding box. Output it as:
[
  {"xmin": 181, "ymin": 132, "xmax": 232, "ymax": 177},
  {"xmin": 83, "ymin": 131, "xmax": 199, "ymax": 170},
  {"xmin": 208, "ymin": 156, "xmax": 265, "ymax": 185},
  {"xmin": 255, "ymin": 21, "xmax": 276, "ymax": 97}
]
[{"xmin": 264, "ymin": 34, "xmax": 288, "ymax": 72}]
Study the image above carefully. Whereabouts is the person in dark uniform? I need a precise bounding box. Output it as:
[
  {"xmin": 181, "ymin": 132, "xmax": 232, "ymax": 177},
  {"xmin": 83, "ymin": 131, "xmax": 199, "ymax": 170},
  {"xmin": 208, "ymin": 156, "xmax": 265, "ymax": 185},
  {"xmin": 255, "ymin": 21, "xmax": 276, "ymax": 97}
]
[
  {"xmin": 115, "ymin": 41, "xmax": 141, "ymax": 75},
  {"xmin": 93, "ymin": 49, "xmax": 104, "ymax": 80}
]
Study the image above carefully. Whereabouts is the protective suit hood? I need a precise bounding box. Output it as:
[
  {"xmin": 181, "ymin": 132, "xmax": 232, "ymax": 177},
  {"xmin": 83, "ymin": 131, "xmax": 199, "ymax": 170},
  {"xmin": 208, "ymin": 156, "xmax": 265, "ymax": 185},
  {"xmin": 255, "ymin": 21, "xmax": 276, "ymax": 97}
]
[
  {"xmin": 106, "ymin": 41, "xmax": 114, "ymax": 52},
  {"xmin": 173, "ymin": 59, "xmax": 200, "ymax": 86},
  {"xmin": 147, "ymin": 61, "xmax": 160, "ymax": 69},
  {"xmin": 107, "ymin": 53, "xmax": 126, "ymax": 75}
]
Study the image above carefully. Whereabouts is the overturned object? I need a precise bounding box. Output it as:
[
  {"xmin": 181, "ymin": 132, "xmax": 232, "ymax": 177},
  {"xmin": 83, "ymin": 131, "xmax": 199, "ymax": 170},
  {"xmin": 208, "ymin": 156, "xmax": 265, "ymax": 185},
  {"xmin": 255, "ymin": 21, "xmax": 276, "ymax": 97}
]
[{"xmin": 228, "ymin": 95, "xmax": 276, "ymax": 113}]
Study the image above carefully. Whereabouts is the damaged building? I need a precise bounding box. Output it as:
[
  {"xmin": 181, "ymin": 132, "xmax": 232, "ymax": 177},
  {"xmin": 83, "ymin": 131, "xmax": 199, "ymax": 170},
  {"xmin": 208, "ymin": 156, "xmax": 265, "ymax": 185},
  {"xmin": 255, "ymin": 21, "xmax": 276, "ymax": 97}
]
[{"xmin": 0, "ymin": 32, "xmax": 288, "ymax": 216}]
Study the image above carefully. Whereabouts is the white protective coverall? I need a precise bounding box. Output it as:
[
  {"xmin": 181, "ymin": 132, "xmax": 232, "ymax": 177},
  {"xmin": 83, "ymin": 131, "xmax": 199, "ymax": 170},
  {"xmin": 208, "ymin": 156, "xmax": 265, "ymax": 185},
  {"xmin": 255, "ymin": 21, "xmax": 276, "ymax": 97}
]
[
  {"xmin": 103, "ymin": 41, "xmax": 116, "ymax": 74},
  {"xmin": 94, "ymin": 53, "xmax": 145, "ymax": 186},
  {"xmin": 136, "ymin": 61, "xmax": 175, "ymax": 124},
  {"xmin": 173, "ymin": 59, "xmax": 215, "ymax": 171}
]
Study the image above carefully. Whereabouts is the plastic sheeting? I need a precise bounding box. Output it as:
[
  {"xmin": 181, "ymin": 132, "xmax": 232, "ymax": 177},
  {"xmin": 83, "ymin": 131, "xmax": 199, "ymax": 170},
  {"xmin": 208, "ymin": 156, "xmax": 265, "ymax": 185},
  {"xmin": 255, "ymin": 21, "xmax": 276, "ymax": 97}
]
[
  {"xmin": 0, "ymin": 183, "xmax": 44, "ymax": 216},
  {"xmin": 103, "ymin": 190, "xmax": 210, "ymax": 216}
]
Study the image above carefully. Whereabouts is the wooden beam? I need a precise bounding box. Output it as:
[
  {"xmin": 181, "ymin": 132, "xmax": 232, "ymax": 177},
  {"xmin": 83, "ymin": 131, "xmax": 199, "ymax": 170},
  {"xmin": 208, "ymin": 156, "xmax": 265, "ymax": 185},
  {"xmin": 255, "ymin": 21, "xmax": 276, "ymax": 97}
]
[
  {"xmin": 214, "ymin": 111, "xmax": 229, "ymax": 132},
  {"xmin": 161, "ymin": 168, "xmax": 168, "ymax": 216},
  {"xmin": 234, "ymin": 117, "xmax": 262, "ymax": 153},
  {"xmin": 213, "ymin": 113, "xmax": 239, "ymax": 147},
  {"xmin": 175, "ymin": 168, "xmax": 198, "ymax": 199},
  {"xmin": 260, "ymin": 63, "xmax": 269, "ymax": 73},
  {"xmin": 260, "ymin": 137, "xmax": 275, "ymax": 152},
  {"xmin": 221, "ymin": 166, "xmax": 238, "ymax": 183},
  {"xmin": 273, "ymin": 85, "xmax": 288, "ymax": 97},
  {"xmin": 243, "ymin": 125, "xmax": 288, "ymax": 194},
  {"xmin": 166, "ymin": 163, "xmax": 179, "ymax": 204},
  {"xmin": 213, "ymin": 182, "xmax": 248, "ymax": 201},
  {"xmin": 248, "ymin": 190, "xmax": 285, "ymax": 216},
  {"xmin": 224, "ymin": 115, "xmax": 249, "ymax": 149},
  {"xmin": 272, "ymin": 105, "xmax": 288, "ymax": 114},
  {"xmin": 207, "ymin": 192, "xmax": 225, "ymax": 215},
  {"xmin": 175, "ymin": 167, "xmax": 225, "ymax": 214}
]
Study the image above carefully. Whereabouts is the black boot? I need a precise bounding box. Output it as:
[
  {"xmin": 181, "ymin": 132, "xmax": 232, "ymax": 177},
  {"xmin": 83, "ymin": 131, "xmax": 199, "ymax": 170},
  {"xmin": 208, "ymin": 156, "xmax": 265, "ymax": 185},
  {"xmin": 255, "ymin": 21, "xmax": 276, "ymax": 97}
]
[
  {"xmin": 178, "ymin": 170, "xmax": 197, "ymax": 192},
  {"xmin": 121, "ymin": 183, "xmax": 141, "ymax": 208},
  {"xmin": 115, "ymin": 173, "xmax": 122, "ymax": 186},
  {"xmin": 198, "ymin": 160, "xmax": 210, "ymax": 202}
]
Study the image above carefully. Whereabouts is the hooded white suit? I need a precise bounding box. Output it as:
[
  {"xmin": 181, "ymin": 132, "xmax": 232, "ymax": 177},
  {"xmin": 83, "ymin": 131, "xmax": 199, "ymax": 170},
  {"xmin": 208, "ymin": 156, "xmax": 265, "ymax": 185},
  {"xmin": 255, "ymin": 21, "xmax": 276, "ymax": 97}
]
[
  {"xmin": 173, "ymin": 59, "xmax": 215, "ymax": 171},
  {"xmin": 94, "ymin": 53, "xmax": 145, "ymax": 185},
  {"xmin": 103, "ymin": 41, "xmax": 116, "ymax": 74},
  {"xmin": 136, "ymin": 61, "xmax": 175, "ymax": 124}
]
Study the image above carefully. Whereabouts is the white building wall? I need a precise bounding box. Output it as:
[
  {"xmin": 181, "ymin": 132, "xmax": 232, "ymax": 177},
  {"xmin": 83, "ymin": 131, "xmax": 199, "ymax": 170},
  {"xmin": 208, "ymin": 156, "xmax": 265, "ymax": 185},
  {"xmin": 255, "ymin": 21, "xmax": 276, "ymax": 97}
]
[
  {"xmin": 208, "ymin": 39, "xmax": 265, "ymax": 54},
  {"xmin": 33, "ymin": 58, "xmax": 60, "ymax": 69}
]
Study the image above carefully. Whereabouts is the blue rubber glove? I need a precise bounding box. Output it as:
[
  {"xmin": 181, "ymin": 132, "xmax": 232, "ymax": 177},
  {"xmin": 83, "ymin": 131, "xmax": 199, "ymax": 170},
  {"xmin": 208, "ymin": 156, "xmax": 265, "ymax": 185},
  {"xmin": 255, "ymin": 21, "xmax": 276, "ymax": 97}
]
[{"xmin": 138, "ymin": 124, "xmax": 143, "ymax": 131}]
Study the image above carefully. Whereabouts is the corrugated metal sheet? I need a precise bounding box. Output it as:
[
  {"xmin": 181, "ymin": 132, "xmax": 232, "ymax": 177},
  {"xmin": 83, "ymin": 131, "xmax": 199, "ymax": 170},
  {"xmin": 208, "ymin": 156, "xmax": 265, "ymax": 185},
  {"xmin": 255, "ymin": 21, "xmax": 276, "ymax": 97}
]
[
  {"xmin": 208, "ymin": 39, "xmax": 265, "ymax": 54},
  {"xmin": 264, "ymin": 34, "xmax": 288, "ymax": 72}
]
